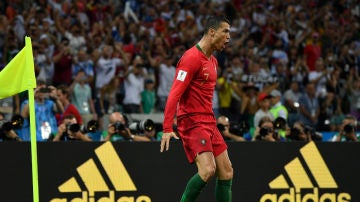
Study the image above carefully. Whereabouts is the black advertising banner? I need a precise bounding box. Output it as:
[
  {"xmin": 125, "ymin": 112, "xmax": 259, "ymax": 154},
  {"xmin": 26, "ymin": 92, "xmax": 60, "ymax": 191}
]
[
  {"xmin": 0, "ymin": 142, "xmax": 32, "ymax": 202},
  {"xmin": 0, "ymin": 141, "xmax": 359, "ymax": 202}
]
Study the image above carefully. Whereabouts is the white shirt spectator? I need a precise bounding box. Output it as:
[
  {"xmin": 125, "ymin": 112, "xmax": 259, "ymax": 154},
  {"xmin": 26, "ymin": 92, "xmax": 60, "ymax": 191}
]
[
  {"xmin": 123, "ymin": 71, "xmax": 144, "ymax": 105},
  {"xmin": 157, "ymin": 63, "xmax": 176, "ymax": 97},
  {"xmin": 95, "ymin": 57, "xmax": 122, "ymax": 89}
]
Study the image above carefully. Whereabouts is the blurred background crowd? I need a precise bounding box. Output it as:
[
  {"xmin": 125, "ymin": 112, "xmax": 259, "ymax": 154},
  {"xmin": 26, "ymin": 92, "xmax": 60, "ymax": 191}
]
[{"xmin": 0, "ymin": 0, "xmax": 359, "ymax": 142}]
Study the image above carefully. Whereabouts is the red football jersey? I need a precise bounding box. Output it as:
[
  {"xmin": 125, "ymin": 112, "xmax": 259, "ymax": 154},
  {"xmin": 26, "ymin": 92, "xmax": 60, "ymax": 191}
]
[{"xmin": 163, "ymin": 45, "xmax": 218, "ymax": 132}]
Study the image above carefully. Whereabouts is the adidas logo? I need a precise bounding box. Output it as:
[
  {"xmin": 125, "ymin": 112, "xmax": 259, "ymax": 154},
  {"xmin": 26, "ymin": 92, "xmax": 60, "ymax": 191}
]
[
  {"xmin": 50, "ymin": 142, "xmax": 152, "ymax": 202},
  {"xmin": 260, "ymin": 142, "xmax": 351, "ymax": 202}
]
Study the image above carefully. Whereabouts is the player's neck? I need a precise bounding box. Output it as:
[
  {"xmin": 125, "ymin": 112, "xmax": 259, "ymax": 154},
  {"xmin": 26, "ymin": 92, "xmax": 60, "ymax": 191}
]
[{"xmin": 196, "ymin": 40, "xmax": 213, "ymax": 58}]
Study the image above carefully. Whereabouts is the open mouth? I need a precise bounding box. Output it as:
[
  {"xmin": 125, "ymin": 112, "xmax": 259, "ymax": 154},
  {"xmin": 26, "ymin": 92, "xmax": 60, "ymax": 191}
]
[{"xmin": 223, "ymin": 41, "xmax": 230, "ymax": 48}]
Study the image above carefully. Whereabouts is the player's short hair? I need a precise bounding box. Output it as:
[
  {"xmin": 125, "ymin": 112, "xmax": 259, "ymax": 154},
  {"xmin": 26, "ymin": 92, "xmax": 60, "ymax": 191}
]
[{"xmin": 203, "ymin": 15, "xmax": 230, "ymax": 34}]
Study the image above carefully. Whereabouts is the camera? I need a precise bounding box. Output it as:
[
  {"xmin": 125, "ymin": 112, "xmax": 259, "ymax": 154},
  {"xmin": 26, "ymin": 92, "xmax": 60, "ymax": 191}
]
[
  {"xmin": 344, "ymin": 124, "xmax": 355, "ymax": 134},
  {"xmin": 86, "ymin": 120, "xmax": 100, "ymax": 133},
  {"xmin": 259, "ymin": 127, "xmax": 273, "ymax": 137},
  {"xmin": 230, "ymin": 121, "xmax": 249, "ymax": 136},
  {"xmin": 113, "ymin": 121, "xmax": 126, "ymax": 131},
  {"xmin": 39, "ymin": 87, "xmax": 52, "ymax": 93},
  {"xmin": 274, "ymin": 117, "xmax": 286, "ymax": 130},
  {"xmin": 0, "ymin": 114, "xmax": 24, "ymax": 131},
  {"xmin": 217, "ymin": 123, "xmax": 226, "ymax": 132},
  {"xmin": 217, "ymin": 121, "xmax": 249, "ymax": 137},
  {"xmin": 66, "ymin": 123, "xmax": 81, "ymax": 133},
  {"xmin": 129, "ymin": 119, "xmax": 155, "ymax": 133},
  {"xmin": 0, "ymin": 115, "xmax": 24, "ymax": 141},
  {"xmin": 287, "ymin": 127, "xmax": 303, "ymax": 141}
]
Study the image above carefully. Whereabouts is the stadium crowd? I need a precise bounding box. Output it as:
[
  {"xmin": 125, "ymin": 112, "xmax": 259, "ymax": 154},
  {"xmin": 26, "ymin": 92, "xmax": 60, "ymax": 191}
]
[{"xmin": 0, "ymin": 0, "xmax": 359, "ymax": 142}]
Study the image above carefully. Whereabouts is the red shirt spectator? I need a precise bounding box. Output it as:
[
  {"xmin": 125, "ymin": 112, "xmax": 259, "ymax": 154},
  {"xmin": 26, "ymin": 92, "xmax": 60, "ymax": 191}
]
[
  {"xmin": 52, "ymin": 38, "xmax": 73, "ymax": 86},
  {"xmin": 304, "ymin": 32, "xmax": 321, "ymax": 72}
]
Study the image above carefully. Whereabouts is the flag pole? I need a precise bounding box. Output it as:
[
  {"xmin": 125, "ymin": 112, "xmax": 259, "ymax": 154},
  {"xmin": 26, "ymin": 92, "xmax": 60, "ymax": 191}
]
[{"xmin": 25, "ymin": 36, "xmax": 39, "ymax": 202}]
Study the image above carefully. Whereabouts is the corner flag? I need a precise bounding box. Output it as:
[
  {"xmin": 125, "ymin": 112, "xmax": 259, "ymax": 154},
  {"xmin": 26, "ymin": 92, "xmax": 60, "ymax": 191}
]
[
  {"xmin": 0, "ymin": 37, "xmax": 36, "ymax": 98},
  {"xmin": 0, "ymin": 36, "xmax": 39, "ymax": 202}
]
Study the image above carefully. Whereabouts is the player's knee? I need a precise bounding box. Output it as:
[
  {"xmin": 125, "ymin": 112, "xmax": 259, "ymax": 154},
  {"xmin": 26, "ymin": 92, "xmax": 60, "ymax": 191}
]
[
  {"xmin": 200, "ymin": 165, "xmax": 216, "ymax": 182},
  {"xmin": 218, "ymin": 163, "xmax": 234, "ymax": 180},
  {"xmin": 224, "ymin": 165, "xmax": 233, "ymax": 180}
]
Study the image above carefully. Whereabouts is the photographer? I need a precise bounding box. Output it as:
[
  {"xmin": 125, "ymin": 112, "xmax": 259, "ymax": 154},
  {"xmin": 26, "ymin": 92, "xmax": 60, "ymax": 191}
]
[
  {"xmin": 19, "ymin": 83, "xmax": 64, "ymax": 141},
  {"xmin": 253, "ymin": 116, "xmax": 279, "ymax": 142},
  {"xmin": 52, "ymin": 114, "xmax": 91, "ymax": 141},
  {"xmin": 129, "ymin": 119, "xmax": 162, "ymax": 141},
  {"xmin": 102, "ymin": 112, "xmax": 150, "ymax": 142},
  {"xmin": 216, "ymin": 115, "xmax": 246, "ymax": 142},
  {"xmin": 287, "ymin": 121, "xmax": 312, "ymax": 141},
  {"xmin": 332, "ymin": 115, "xmax": 359, "ymax": 142},
  {"xmin": 0, "ymin": 113, "xmax": 22, "ymax": 141}
]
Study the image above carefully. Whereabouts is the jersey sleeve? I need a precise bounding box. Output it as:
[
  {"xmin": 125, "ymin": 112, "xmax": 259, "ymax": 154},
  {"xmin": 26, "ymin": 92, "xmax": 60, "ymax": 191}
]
[{"xmin": 162, "ymin": 52, "xmax": 200, "ymax": 132}]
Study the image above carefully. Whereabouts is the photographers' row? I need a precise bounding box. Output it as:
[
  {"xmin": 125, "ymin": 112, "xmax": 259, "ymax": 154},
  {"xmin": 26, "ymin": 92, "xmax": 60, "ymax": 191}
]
[
  {"xmin": 1, "ymin": 110, "xmax": 359, "ymax": 142},
  {"xmin": 0, "ymin": 110, "xmax": 161, "ymax": 142},
  {"xmin": 216, "ymin": 114, "xmax": 359, "ymax": 142}
]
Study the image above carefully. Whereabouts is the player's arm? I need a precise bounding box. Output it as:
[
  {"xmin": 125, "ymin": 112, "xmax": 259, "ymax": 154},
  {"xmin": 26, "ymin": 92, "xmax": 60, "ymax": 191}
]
[{"xmin": 161, "ymin": 54, "xmax": 199, "ymax": 152}]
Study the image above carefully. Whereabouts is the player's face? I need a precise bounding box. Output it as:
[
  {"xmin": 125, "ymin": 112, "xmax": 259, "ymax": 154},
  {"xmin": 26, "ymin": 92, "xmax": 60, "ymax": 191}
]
[{"xmin": 212, "ymin": 22, "xmax": 230, "ymax": 51}]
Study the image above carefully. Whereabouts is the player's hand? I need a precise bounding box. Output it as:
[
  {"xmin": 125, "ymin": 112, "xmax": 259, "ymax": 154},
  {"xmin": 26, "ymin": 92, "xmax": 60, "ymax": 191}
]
[{"xmin": 160, "ymin": 132, "xmax": 179, "ymax": 152}]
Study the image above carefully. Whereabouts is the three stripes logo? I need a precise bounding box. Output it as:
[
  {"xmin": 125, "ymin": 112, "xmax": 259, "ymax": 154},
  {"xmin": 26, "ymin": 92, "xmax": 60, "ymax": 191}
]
[
  {"xmin": 50, "ymin": 142, "xmax": 151, "ymax": 202},
  {"xmin": 260, "ymin": 142, "xmax": 351, "ymax": 202}
]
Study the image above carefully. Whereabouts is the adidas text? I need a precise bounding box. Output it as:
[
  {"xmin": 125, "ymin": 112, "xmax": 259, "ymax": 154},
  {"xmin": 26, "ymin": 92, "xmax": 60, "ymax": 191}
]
[
  {"xmin": 50, "ymin": 191, "xmax": 151, "ymax": 202},
  {"xmin": 260, "ymin": 188, "xmax": 351, "ymax": 202}
]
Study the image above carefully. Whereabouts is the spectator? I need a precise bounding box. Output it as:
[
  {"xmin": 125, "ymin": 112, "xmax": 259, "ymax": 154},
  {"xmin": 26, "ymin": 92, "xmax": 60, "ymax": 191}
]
[
  {"xmin": 269, "ymin": 89, "xmax": 288, "ymax": 121},
  {"xmin": 269, "ymin": 89, "xmax": 288, "ymax": 139},
  {"xmin": 298, "ymin": 82, "xmax": 320, "ymax": 129},
  {"xmin": 96, "ymin": 77, "xmax": 119, "ymax": 118},
  {"xmin": 52, "ymin": 114, "xmax": 91, "ymax": 141},
  {"xmin": 253, "ymin": 92, "xmax": 274, "ymax": 130},
  {"xmin": 33, "ymin": 41, "xmax": 54, "ymax": 85},
  {"xmin": 72, "ymin": 49, "xmax": 95, "ymax": 85},
  {"xmin": 289, "ymin": 54, "xmax": 309, "ymax": 91},
  {"xmin": 283, "ymin": 80, "xmax": 302, "ymax": 127},
  {"xmin": 0, "ymin": 112, "xmax": 21, "ymax": 141},
  {"xmin": 0, "ymin": 96, "xmax": 15, "ymax": 120},
  {"xmin": 253, "ymin": 116, "xmax": 278, "ymax": 142},
  {"xmin": 122, "ymin": 55, "xmax": 146, "ymax": 114},
  {"xmin": 287, "ymin": 121, "xmax": 312, "ymax": 142},
  {"xmin": 55, "ymin": 10, "xmax": 86, "ymax": 55},
  {"xmin": 303, "ymin": 32, "xmax": 322, "ymax": 72},
  {"xmin": 308, "ymin": 57, "xmax": 328, "ymax": 98},
  {"xmin": 156, "ymin": 55, "xmax": 176, "ymax": 112},
  {"xmin": 70, "ymin": 69, "xmax": 97, "ymax": 126},
  {"xmin": 217, "ymin": 67, "xmax": 234, "ymax": 119},
  {"xmin": 216, "ymin": 115, "xmax": 246, "ymax": 142},
  {"xmin": 102, "ymin": 112, "xmax": 149, "ymax": 142},
  {"xmin": 141, "ymin": 78, "xmax": 156, "ymax": 114},
  {"xmin": 94, "ymin": 44, "xmax": 123, "ymax": 95},
  {"xmin": 19, "ymin": 85, "xmax": 64, "ymax": 141},
  {"xmin": 55, "ymin": 85, "xmax": 83, "ymax": 126},
  {"xmin": 52, "ymin": 37, "xmax": 73, "ymax": 86},
  {"xmin": 271, "ymin": 39, "xmax": 289, "ymax": 74},
  {"xmin": 331, "ymin": 115, "xmax": 359, "ymax": 142},
  {"xmin": 348, "ymin": 78, "xmax": 360, "ymax": 120},
  {"xmin": 241, "ymin": 84, "xmax": 260, "ymax": 129}
]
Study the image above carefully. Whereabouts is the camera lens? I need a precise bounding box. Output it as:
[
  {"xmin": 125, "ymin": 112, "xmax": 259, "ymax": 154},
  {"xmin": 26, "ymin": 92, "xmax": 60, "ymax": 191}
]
[
  {"xmin": 139, "ymin": 119, "xmax": 154, "ymax": 132},
  {"xmin": 87, "ymin": 120, "xmax": 99, "ymax": 132},
  {"xmin": 259, "ymin": 127, "xmax": 272, "ymax": 136},
  {"xmin": 217, "ymin": 124, "xmax": 225, "ymax": 132},
  {"xmin": 344, "ymin": 124, "xmax": 354, "ymax": 134},
  {"xmin": 0, "ymin": 120, "xmax": 13, "ymax": 131},
  {"xmin": 113, "ymin": 121, "xmax": 125, "ymax": 131},
  {"xmin": 67, "ymin": 123, "xmax": 81, "ymax": 133}
]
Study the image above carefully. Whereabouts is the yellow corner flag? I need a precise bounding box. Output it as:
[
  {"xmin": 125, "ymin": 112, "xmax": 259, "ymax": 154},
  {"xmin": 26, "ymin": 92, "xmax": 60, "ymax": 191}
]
[
  {"xmin": 0, "ymin": 36, "xmax": 36, "ymax": 98},
  {"xmin": 0, "ymin": 36, "xmax": 39, "ymax": 202}
]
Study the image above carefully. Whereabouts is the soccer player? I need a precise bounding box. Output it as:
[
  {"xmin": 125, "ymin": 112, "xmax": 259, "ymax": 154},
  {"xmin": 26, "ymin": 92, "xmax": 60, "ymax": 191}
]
[{"xmin": 160, "ymin": 16, "xmax": 233, "ymax": 202}]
